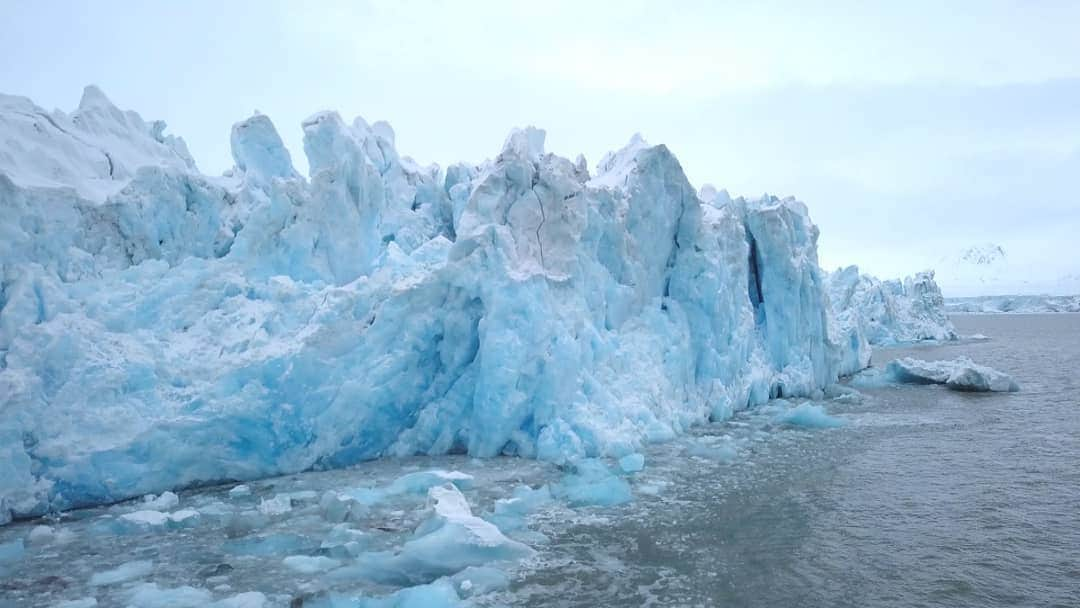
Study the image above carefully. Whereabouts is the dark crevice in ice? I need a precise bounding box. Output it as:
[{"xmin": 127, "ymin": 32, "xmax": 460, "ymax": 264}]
[{"xmin": 746, "ymin": 230, "xmax": 766, "ymax": 326}]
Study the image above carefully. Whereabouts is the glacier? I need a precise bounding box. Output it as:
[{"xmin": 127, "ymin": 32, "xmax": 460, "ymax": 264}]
[
  {"xmin": 0, "ymin": 87, "xmax": 950, "ymax": 524},
  {"xmin": 946, "ymin": 294, "xmax": 1080, "ymax": 314},
  {"xmin": 827, "ymin": 266, "xmax": 957, "ymax": 347}
]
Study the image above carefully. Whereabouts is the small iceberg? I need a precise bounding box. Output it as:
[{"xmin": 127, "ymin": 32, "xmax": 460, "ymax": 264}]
[
  {"xmin": 774, "ymin": 403, "xmax": 846, "ymax": 428},
  {"xmin": 552, "ymin": 459, "xmax": 632, "ymax": 507},
  {"xmin": 885, "ymin": 357, "xmax": 1020, "ymax": 393},
  {"xmin": 334, "ymin": 484, "xmax": 533, "ymax": 586}
]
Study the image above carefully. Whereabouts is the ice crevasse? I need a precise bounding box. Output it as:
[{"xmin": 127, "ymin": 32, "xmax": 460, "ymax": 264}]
[{"xmin": 2, "ymin": 86, "xmax": 902, "ymax": 521}]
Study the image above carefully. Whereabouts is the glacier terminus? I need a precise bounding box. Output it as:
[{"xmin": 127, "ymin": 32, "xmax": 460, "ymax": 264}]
[{"xmin": 0, "ymin": 87, "xmax": 960, "ymax": 525}]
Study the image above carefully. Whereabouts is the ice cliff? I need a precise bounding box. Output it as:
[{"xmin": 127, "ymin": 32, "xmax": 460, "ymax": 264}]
[
  {"xmin": 0, "ymin": 88, "xmax": 933, "ymax": 522},
  {"xmin": 827, "ymin": 266, "xmax": 956, "ymax": 351}
]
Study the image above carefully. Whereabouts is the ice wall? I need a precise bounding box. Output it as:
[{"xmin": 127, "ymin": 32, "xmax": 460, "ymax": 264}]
[
  {"xmin": 1, "ymin": 88, "xmax": 857, "ymax": 522},
  {"xmin": 827, "ymin": 266, "xmax": 956, "ymax": 356}
]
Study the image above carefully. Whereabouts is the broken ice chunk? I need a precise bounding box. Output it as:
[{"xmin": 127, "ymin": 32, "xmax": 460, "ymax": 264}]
[
  {"xmin": 886, "ymin": 357, "xmax": 1020, "ymax": 392},
  {"xmin": 120, "ymin": 510, "xmax": 170, "ymax": 527},
  {"xmin": 553, "ymin": 459, "xmax": 632, "ymax": 507},
  {"xmin": 257, "ymin": 494, "xmax": 293, "ymax": 516},
  {"xmin": 89, "ymin": 559, "xmax": 153, "ymax": 586},
  {"xmin": 450, "ymin": 566, "xmax": 510, "ymax": 598},
  {"xmin": 142, "ymin": 491, "xmax": 179, "ymax": 510},
  {"xmin": 282, "ymin": 555, "xmax": 342, "ymax": 574},
  {"xmin": 0, "ymin": 539, "xmax": 24, "ymax": 564},
  {"xmin": 126, "ymin": 583, "xmax": 212, "ymax": 607},
  {"xmin": 618, "ymin": 453, "xmax": 645, "ymax": 473},
  {"xmin": 774, "ymin": 403, "xmax": 845, "ymax": 428},
  {"xmin": 336, "ymin": 484, "xmax": 533, "ymax": 586}
]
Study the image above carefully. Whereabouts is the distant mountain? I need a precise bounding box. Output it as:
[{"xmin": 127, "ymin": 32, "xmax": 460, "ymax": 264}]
[
  {"xmin": 957, "ymin": 243, "xmax": 1006, "ymax": 266},
  {"xmin": 934, "ymin": 243, "xmax": 1080, "ymax": 297}
]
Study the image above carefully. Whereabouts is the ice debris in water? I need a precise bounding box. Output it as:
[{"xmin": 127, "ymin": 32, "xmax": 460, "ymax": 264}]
[
  {"xmin": 335, "ymin": 483, "xmax": 533, "ymax": 586},
  {"xmin": 320, "ymin": 469, "xmax": 474, "ymax": 523},
  {"xmin": 774, "ymin": 402, "xmax": 846, "ymax": 428},
  {"xmin": 142, "ymin": 490, "xmax": 180, "ymax": 510},
  {"xmin": 0, "ymin": 538, "xmax": 24, "ymax": 565},
  {"xmin": 26, "ymin": 524, "xmax": 55, "ymax": 546},
  {"xmin": 451, "ymin": 565, "xmax": 510, "ymax": 598},
  {"xmin": 0, "ymin": 86, "xmax": 950, "ymax": 521},
  {"xmin": 54, "ymin": 600, "xmax": 99, "ymax": 608},
  {"xmin": 283, "ymin": 554, "xmax": 342, "ymax": 574},
  {"xmin": 119, "ymin": 507, "xmax": 199, "ymax": 529},
  {"xmin": 257, "ymin": 494, "xmax": 294, "ymax": 516},
  {"xmin": 118, "ymin": 583, "xmax": 268, "ymax": 608},
  {"xmin": 127, "ymin": 583, "xmax": 212, "ymax": 607},
  {"xmin": 885, "ymin": 357, "xmax": 1020, "ymax": 392},
  {"xmin": 223, "ymin": 532, "xmax": 312, "ymax": 557},
  {"xmin": 684, "ymin": 439, "xmax": 739, "ymax": 462},
  {"xmin": 213, "ymin": 592, "xmax": 269, "ymax": 608},
  {"xmin": 88, "ymin": 559, "xmax": 153, "ymax": 586},
  {"xmin": 618, "ymin": 452, "xmax": 645, "ymax": 473},
  {"xmin": 485, "ymin": 484, "xmax": 554, "ymax": 533},
  {"xmin": 311, "ymin": 579, "xmax": 462, "ymax": 608},
  {"xmin": 553, "ymin": 459, "xmax": 633, "ymax": 507}
]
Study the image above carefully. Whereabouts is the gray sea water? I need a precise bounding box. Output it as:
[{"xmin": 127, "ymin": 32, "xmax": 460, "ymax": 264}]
[
  {"xmin": 2, "ymin": 313, "xmax": 1077, "ymax": 607},
  {"xmin": 510, "ymin": 313, "xmax": 1080, "ymax": 607}
]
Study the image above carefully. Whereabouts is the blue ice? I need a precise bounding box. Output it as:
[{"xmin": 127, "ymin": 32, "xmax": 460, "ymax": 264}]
[
  {"xmin": 0, "ymin": 87, "xmax": 950, "ymax": 520},
  {"xmin": 774, "ymin": 403, "xmax": 846, "ymax": 429},
  {"xmin": 554, "ymin": 459, "xmax": 633, "ymax": 507}
]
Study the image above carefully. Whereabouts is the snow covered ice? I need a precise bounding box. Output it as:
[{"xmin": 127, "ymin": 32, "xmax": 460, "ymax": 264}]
[{"xmin": 0, "ymin": 87, "xmax": 900, "ymax": 522}]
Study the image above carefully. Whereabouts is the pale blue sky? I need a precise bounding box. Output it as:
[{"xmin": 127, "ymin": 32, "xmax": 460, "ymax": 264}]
[{"xmin": 1, "ymin": 0, "xmax": 1078, "ymax": 280}]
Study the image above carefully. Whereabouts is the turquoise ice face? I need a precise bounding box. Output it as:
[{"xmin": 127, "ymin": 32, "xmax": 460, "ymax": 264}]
[{"xmin": 0, "ymin": 88, "xmax": 949, "ymax": 521}]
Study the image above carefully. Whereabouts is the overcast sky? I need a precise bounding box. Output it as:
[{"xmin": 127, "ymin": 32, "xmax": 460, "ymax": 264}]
[{"xmin": 2, "ymin": 0, "xmax": 1077, "ymax": 280}]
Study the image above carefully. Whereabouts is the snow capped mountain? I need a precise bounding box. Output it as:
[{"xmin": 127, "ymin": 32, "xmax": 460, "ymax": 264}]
[
  {"xmin": 934, "ymin": 243, "xmax": 1080, "ymax": 297},
  {"xmin": 958, "ymin": 243, "xmax": 1005, "ymax": 266}
]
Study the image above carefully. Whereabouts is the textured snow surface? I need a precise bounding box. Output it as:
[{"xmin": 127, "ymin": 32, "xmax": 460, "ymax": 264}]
[
  {"xmin": 884, "ymin": 357, "xmax": 1020, "ymax": 393},
  {"xmin": 0, "ymin": 87, "xmax": 900, "ymax": 521},
  {"xmin": 827, "ymin": 266, "xmax": 956, "ymax": 359}
]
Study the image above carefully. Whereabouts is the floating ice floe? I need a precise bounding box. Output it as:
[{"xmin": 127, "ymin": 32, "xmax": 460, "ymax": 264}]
[
  {"xmin": 283, "ymin": 554, "xmax": 342, "ymax": 574},
  {"xmin": 618, "ymin": 453, "xmax": 645, "ymax": 473},
  {"xmin": 331, "ymin": 483, "xmax": 533, "ymax": 586},
  {"xmin": 310, "ymin": 579, "xmax": 462, "ymax": 608},
  {"xmin": 142, "ymin": 491, "xmax": 180, "ymax": 510},
  {"xmin": 53, "ymin": 599, "xmax": 99, "ymax": 608},
  {"xmin": 885, "ymin": 357, "xmax": 1020, "ymax": 392},
  {"xmin": 553, "ymin": 459, "xmax": 633, "ymax": 507},
  {"xmin": 88, "ymin": 559, "xmax": 153, "ymax": 586},
  {"xmin": 774, "ymin": 402, "xmax": 846, "ymax": 428},
  {"xmin": 0, "ymin": 538, "xmax": 24, "ymax": 566}
]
